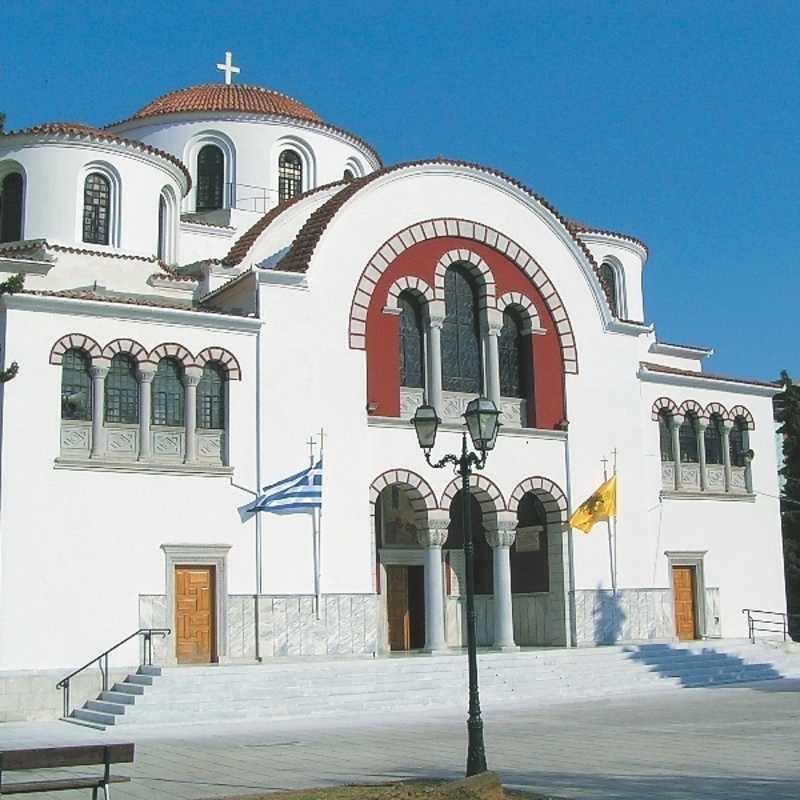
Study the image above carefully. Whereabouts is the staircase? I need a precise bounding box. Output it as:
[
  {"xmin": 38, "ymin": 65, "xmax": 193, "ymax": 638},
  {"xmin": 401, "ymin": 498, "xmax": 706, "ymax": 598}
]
[{"xmin": 62, "ymin": 639, "xmax": 798, "ymax": 730}]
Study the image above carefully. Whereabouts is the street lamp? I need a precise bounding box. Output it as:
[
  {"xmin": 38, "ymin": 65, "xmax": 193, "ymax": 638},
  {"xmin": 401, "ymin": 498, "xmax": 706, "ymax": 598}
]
[{"xmin": 412, "ymin": 397, "xmax": 501, "ymax": 777}]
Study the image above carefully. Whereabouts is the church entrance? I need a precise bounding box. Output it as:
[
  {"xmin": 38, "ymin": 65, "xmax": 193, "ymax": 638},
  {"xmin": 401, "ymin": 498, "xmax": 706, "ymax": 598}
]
[
  {"xmin": 175, "ymin": 566, "xmax": 216, "ymax": 663},
  {"xmin": 672, "ymin": 565, "xmax": 698, "ymax": 640},
  {"xmin": 386, "ymin": 565, "xmax": 426, "ymax": 651}
]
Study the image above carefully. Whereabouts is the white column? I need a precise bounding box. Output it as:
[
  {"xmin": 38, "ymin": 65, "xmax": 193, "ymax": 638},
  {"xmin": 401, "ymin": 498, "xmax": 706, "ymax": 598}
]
[
  {"xmin": 485, "ymin": 328, "xmax": 501, "ymax": 408},
  {"xmin": 486, "ymin": 517, "xmax": 519, "ymax": 651},
  {"xmin": 89, "ymin": 363, "xmax": 109, "ymax": 459},
  {"xmin": 416, "ymin": 518, "xmax": 449, "ymax": 654},
  {"xmin": 138, "ymin": 363, "xmax": 156, "ymax": 461},
  {"xmin": 722, "ymin": 420, "xmax": 734, "ymax": 492},
  {"xmin": 184, "ymin": 367, "xmax": 203, "ymax": 464},
  {"xmin": 427, "ymin": 319, "xmax": 444, "ymax": 416},
  {"xmin": 671, "ymin": 414, "xmax": 683, "ymax": 491},
  {"xmin": 696, "ymin": 418, "xmax": 709, "ymax": 491}
]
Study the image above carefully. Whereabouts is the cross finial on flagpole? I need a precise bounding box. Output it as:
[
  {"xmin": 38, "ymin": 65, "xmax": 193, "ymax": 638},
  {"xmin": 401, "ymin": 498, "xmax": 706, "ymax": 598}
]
[
  {"xmin": 306, "ymin": 435, "xmax": 317, "ymax": 467},
  {"xmin": 216, "ymin": 51, "xmax": 240, "ymax": 85},
  {"xmin": 601, "ymin": 455, "xmax": 609, "ymax": 481}
]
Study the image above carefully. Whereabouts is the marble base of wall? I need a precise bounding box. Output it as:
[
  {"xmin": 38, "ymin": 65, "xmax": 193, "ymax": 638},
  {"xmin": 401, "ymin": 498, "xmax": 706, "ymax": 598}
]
[{"xmin": 573, "ymin": 587, "xmax": 722, "ymax": 645}]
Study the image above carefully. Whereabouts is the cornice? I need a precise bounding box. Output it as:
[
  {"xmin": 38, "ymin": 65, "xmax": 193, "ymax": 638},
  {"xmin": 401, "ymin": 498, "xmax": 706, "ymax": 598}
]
[
  {"xmin": 576, "ymin": 230, "xmax": 649, "ymax": 263},
  {"xmin": 649, "ymin": 341, "xmax": 713, "ymax": 360},
  {"xmin": 638, "ymin": 363, "xmax": 779, "ymax": 397}
]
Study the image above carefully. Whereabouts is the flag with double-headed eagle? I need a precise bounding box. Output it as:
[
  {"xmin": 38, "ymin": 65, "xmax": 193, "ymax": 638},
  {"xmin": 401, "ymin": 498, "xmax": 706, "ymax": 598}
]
[{"xmin": 569, "ymin": 476, "xmax": 617, "ymax": 534}]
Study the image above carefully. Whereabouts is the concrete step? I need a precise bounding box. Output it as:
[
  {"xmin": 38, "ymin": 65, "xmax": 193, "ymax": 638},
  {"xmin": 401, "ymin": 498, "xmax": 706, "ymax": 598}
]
[
  {"xmin": 124, "ymin": 673, "xmax": 153, "ymax": 686},
  {"xmin": 61, "ymin": 715, "xmax": 107, "ymax": 731},
  {"xmin": 86, "ymin": 699, "xmax": 127, "ymax": 715},
  {"xmin": 100, "ymin": 690, "xmax": 136, "ymax": 705},
  {"xmin": 138, "ymin": 665, "xmax": 162, "ymax": 677},
  {"xmin": 111, "ymin": 682, "xmax": 144, "ymax": 695},
  {"xmin": 72, "ymin": 707, "xmax": 116, "ymax": 726}
]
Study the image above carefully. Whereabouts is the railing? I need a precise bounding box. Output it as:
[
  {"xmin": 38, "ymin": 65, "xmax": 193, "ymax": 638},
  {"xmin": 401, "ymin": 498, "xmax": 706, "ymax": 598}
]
[
  {"xmin": 741, "ymin": 608, "xmax": 799, "ymax": 644},
  {"xmin": 56, "ymin": 628, "xmax": 170, "ymax": 718},
  {"xmin": 225, "ymin": 182, "xmax": 277, "ymax": 213}
]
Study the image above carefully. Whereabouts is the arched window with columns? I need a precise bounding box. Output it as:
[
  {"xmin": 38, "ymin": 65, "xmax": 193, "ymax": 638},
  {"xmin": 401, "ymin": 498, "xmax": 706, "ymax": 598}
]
[
  {"xmin": 441, "ymin": 265, "xmax": 482, "ymax": 394},
  {"xmin": 399, "ymin": 292, "xmax": 425, "ymax": 389},
  {"xmin": 61, "ymin": 349, "xmax": 92, "ymax": 420},
  {"xmin": 498, "ymin": 308, "xmax": 529, "ymax": 399},
  {"xmin": 105, "ymin": 354, "xmax": 139, "ymax": 424},
  {"xmin": 0, "ymin": 171, "xmax": 23, "ymax": 243},
  {"xmin": 152, "ymin": 358, "xmax": 185, "ymax": 427},
  {"xmin": 658, "ymin": 409, "xmax": 674, "ymax": 461},
  {"xmin": 679, "ymin": 412, "xmax": 699, "ymax": 463},
  {"xmin": 196, "ymin": 144, "xmax": 225, "ymax": 211},
  {"xmin": 730, "ymin": 417, "xmax": 750, "ymax": 467},
  {"xmin": 705, "ymin": 413, "xmax": 725, "ymax": 464},
  {"xmin": 197, "ymin": 363, "xmax": 225, "ymax": 430},
  {"xmin": 511, "ymin": 492, "xmax": 549, "ymax": 593}
]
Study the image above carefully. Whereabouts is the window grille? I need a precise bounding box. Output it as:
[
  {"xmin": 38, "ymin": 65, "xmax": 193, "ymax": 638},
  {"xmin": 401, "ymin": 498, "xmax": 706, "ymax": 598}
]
[
  {"xmin": 278, "ymin": 150, "xmax": 303, "ymax": 203},
  {"xmin": 499, "ymin": 309, "xmax": 524, "ymax": 398},
  {"xmin": 196, "ymin": 145, "xmax": 224, "ymax": 211},
  {"xmin": 82, "ymin": 173, "xmax": 111, "ymax": 245},
  {"xmin": 441, "ymin": 265, "xmax": 482, "ymax": 394},
  {"xmin": 152, "ymin": 358, "xmax": 185, "ymax": 426},
  {"xmin": 600, "ymin": 262, "xmax": 618, "ymax": 317},
  {"xmin": 730, "ymin": 417, "xmax": 750, "ymax": 467},
  {"xmin": 197, "ymin": 363, "xmax": 225, "ymax": 429},
  {"xmin": 61, "ymin": 349, "xmax": 92, "ymax": 420},
  {"xmin": 679, "ymin": 413, "xmax": 699, "ymax": 463},
  {"xmin": 0, "ymin": 172, "xmax": 23, "ymax": 243},
  {"xmin": 105, "ymin": 354, "xmax": 139, "ymax": 424},
  {"xmin": 658, "ymin": 410, "xmax": 674, "ymax": 461},
  {"xmin": 705, "ymin": 414, "xmax": 725, "ymax": 464},
  {"xmin": 399, "ymin": 293, "xmax": 424, "ymax": 388}
]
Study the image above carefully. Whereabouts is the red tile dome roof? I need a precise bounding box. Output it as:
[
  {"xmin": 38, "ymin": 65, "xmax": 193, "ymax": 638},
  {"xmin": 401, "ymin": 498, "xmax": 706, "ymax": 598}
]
[{"xmin": 132, "ymin": 84, "xmax": 321, "ymax": 123}]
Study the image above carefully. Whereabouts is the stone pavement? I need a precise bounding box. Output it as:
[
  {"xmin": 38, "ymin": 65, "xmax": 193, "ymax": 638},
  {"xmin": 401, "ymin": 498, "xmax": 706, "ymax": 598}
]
[{"xmin": 1, "ymin": 679, "xmax": 799, "ymax": 799}]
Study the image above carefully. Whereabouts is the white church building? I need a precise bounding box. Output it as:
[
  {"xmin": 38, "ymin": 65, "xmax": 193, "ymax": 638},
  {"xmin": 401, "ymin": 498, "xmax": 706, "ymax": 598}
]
[{"xmin": 0, "ymin": 56, "xmax": 786, "ymax": 721}]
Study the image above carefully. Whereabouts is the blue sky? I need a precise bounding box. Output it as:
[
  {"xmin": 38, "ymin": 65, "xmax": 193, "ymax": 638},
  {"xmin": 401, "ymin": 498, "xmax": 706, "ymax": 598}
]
[{"xmin": 2, "ymin": 1, "xmax": 797, "ymax": 380}]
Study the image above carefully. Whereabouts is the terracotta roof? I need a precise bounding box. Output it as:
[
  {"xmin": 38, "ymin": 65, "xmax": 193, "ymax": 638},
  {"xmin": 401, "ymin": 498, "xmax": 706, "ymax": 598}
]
[
  {"xmin": 567, "ymin": 218, "xmax": 649, "ymax": 255},
  {"xmin": 131, "ymin": 84, "xmax": 320, "ymax": 123},
  {"xmin": 149, "ymin": 271, "xmax": 198, "ymax": 283},
  {"xmin": 223, "ymin": 179, "xmax": 347, "ymax": 266},
  {"xmin": 2, "ymin": 123, "xmax": 192, "ymax": 192},
  {"xmin": 0, "ymin": 238, "xmax": 175, "ymax": 270},
  {"xmin": 271, "ymin": 159, "xmax": 616, "ymax": 311},
  {"xmin": 640, "ymin": 361, "xmax": 779, "ymax": 389}
]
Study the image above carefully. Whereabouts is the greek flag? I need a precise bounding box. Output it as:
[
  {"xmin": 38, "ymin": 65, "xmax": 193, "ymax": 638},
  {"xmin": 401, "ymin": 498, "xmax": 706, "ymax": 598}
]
[{"xmin": 249, "ymin": 458, "xmax": 323, "ymax": 513}]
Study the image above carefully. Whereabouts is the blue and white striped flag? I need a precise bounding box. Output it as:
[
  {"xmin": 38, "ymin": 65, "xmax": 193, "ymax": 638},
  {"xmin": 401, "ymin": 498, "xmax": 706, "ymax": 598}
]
[{"xmin": 249, "ymin": 458, "xmax": 323, "ymax": 513}]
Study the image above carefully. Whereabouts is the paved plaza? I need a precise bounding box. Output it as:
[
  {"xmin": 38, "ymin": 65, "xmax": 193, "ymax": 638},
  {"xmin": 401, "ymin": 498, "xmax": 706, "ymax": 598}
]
[{"xmin": 2, "ymin": 679, "xmax": 799, "ymax": 800}]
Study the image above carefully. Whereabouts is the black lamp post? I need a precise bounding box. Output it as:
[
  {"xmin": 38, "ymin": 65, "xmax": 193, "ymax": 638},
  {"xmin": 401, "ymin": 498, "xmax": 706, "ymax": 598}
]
[{"xmin": 412, "ymin": 397, "xmax": 501, "ymax": 777}]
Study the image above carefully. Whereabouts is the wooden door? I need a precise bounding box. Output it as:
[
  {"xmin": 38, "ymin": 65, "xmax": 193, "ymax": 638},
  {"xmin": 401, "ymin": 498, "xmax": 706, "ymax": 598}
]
[
  {"xmin": 386, "ymin": 565, "xmax": 410, "ymax": 651},
  {"xmin": 672, "ymin": 565, "xmax": 697, "ymax": 641},
  {"xmin": 175, "ymin": 566, "xmax": 215, "ymax": 663}
]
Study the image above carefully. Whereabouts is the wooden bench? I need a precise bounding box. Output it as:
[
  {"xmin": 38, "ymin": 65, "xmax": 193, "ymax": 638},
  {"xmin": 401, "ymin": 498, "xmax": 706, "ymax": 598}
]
[{"xmin": 0, "ymin": 743, "xmax": 134, "ymax": 797}]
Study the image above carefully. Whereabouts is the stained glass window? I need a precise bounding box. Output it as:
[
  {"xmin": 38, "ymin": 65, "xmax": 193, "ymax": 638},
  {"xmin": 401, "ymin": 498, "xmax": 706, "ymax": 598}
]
[
  {"xmin": 658, "ymin": 410, "xmax": 674, "ymax": 461},
  {"xmin": 105, "ymin": 354, "xmax": 139, "ymax": 424},
  {"xmin": 197, "ymin": 145, "xmax": 224, "ymax": 211},
  {"xmin": 679, "ymin": 412, "xmax": 699, "ymax": 463},
  {"xmin": 399, "ymin": 293, "xmax": 424, "ymax": 388},
  {"xmin": 705, "ymin": 414, "xmax": 725, "ymax": 464},
  {"xmin": 278, "ymin": 150, "xmax": 303, "ymax": 202},
  {"xmin": 152, "ymin": 358, "xmax": 184, "ymax": 426},
  {"xmin": 499, "ymin": 309, "xmax": 524, "ymax": 398},
  {"xmin": 441, "ymin": 265, "xmax": 482, "ymax": 394},
  {"xmin": 730, "ymin": 417, "xmax": 750, "ymax": 467},
  {"xmin": 0, "ymin": 172, "xmax": 23, "ymax": 243},
  {"xmin": 600, "ymin": 262, "xmax": 618, "ymax": 317},
  {"xmin": 197, "ymin": 363, "xmax": 225, "ymax": 429},
  {"xmin": 61, "ymin": 349, "xmax": 92, "ymax": 420},
  {"xmin": 82, "ymin": 173, "xmax": 111, "ymax": 245}
]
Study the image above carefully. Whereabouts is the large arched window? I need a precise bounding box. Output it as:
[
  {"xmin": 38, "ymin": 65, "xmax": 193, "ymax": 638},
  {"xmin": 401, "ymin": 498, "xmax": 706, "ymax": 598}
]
[
  {"xmin": 705, "ymin": 413, "xmax": 725, "ymax": 464},
  {"xmin": 0, "ymin": 172, "xmax": 23, "ymax": 243},
  {"xmin": 197, "ymin": 363, "xmax": 225, "ymax": 429},
  {"xmin": 105, "ymin": 354, "xmax": 139, "ymax": 424},
  {"xmin": 442, "ymin": 265, "xmax": 482, "ymax": 394},
  {"xmin": 152, "ymin": 358, "xmax": 185, "ymax": 426},
  {"xmin": 61, "ymin": 349, "xmax": 92, "ymax": 420},
  {"xmin": 511, "ymin": 492, "xmax": 549, "ymax": 593},
  {"xmin": 679, "ymin": 412, "xmax": 699, "ymax": 463},
  {"xmin": 196, "ymin": 144, "xmax": 225, "ymax": 211},
  {"xmin": 600, "ymin": 262, "xmax": 618, "ymax": 317},
  {"xmin": 278, "ymin": 150, "xmax": 303, "ymax": 203},
  {"xmin": 399, "ymin": 292, "xmax": 424, "ymax": 389},
  {"xmin": 82, "ymin": 173, "xmax": 111, "ymax": 245},
  {"xmin": 658, "ymin": 409, "xmax": 674, "ymax": 461},
  {"xmin": 498, "ymin": 308, "xmax": 526, "ymax": 398},
  {"xmin": 730, "ymin": 417, "xmax": 750, "ymax": 467}
]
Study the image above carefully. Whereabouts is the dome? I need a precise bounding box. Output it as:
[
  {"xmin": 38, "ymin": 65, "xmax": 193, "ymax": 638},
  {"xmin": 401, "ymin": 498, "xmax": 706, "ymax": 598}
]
[{"xmin": 131, "ymin": 84, "xmax": 321, "ymax": 123}]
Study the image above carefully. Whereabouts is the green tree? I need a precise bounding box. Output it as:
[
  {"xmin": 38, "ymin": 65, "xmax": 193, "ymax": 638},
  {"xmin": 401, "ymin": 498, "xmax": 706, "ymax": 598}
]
[
  {"xmin": 775, "ymin": 371, "xmax": 800, "ymax": 639},
  {"xmin": 0, "ymin": 274, "xmax": 24, "ymax": 382}
]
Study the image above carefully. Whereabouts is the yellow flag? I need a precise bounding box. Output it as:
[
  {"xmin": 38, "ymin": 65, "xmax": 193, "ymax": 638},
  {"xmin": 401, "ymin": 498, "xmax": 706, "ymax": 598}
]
[{"xmin": 569, "ymin": 475, "xmax": 617, "ymax": 534}]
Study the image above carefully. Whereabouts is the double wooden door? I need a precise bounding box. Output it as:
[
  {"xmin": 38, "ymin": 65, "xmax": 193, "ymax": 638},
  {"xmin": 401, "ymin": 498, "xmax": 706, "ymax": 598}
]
[
  {"xmin": 385, "ymin": 565, "xmax": 425, "ymax": 651},
  {"xmin": 672, "ymin": 565, "xmax": 698, "ymax": 641},
  {"xmin": 175, "ymin": 566, "xmax": 215, "ymax": 663}
]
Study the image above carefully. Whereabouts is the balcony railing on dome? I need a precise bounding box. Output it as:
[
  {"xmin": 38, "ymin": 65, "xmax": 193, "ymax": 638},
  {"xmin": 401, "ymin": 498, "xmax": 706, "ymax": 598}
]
[{"xmin": 225, "ymin": 182, "xmax": 279, "ymax": 214}]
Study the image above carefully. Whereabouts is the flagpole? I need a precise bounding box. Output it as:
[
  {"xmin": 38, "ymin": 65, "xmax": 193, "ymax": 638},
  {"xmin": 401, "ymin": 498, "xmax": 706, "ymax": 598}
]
[
  {"xmin": 601, "ymin": 457, "xmax": 616, "ymax": 596},
  {"xmin": 612, "ymin": 448, "xmax": 618, "ymax": 594},
  {"xmin": 315, "ymin": 428, "xmax": 325, "ymax": 620}
]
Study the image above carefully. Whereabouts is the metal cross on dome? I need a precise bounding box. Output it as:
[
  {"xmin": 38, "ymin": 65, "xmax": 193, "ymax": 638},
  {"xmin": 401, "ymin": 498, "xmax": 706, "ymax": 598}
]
[{"xmin": 216, "ymin": 51, "xmax": 240, "ymax": 85}]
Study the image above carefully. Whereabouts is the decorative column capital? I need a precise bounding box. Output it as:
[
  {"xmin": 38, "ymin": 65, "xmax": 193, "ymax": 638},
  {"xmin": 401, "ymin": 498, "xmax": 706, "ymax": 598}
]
[
  {"xmin": 184, "ymin": 366, "xmax": 203, "ymax": 386},
  {"xmin": 485, "ymin": 517, "xmax": 517, "ymax": 548},
  {"xmin": 416, "ymin": 516, "xmax": 449, "ymax": 548},
  {"xmin": 138, "ymin": 363, "xmax": 157, "ymax": 382},
  {"xmin": 89, "ymin": 364, "xmax": 109, "ymax": 379},
  {"xmin": 427, "ymin": 300, "xmax": 446, "ymax": 327},
  {"xmin": 671, "ymin": 413, "xmax": 685, "ymax": 427},
  {"xmin": 696, "ymin": 417, "xmax": 709, "ymax": 431},
  {"xmin": 722, "ymin": 419, "xmax": 735, "ymax": 432}
]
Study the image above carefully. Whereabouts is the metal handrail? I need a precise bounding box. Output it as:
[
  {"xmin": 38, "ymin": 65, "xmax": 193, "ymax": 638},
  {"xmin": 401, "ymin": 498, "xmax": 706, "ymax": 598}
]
[
  {"xmin": 56, "ymin": 628, "xmax": 170, "ymax": 718},
  {"xmin": 742, "ymin": 608, "xmax": 800, "ymax": 644}
]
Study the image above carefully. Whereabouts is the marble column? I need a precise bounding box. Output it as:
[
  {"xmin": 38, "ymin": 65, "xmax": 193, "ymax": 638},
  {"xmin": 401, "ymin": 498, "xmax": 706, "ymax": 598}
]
[
  {"xmin": 416, "ymin": 517, "xmax": 449, "ymax": 653},
  {"xmin": 426, "ymin": 317, "xmax": 444, "ymax": 416},
  {"xmin": 721, "ymin": 420, "xmax": 734, "ymax": 492},
  {"xmin": 696, "ymin": 418, "xmax": 709, "ymax": 491},
  {"xmin": 670, "ymin": 414, "xmax": 684, "ymax": 490},
  {"xmin": 184, "ymin": 367, "xmax": 203, "ymax": 463},
  {"xmin": 486, "ymin": 517, "xmax": 519, "ymax": 651},
  {"xmin": 89, "ymin": 362, "xmax": 109, "ymax": 459},
  {"xmin": 138, "ymin": 363, "xmax": 156, "ymax": 461},
  {"xmin": 485, "ymin": 328, "xmax": 501, "ymax": 409}
]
